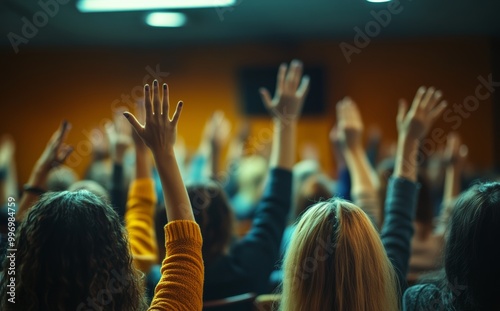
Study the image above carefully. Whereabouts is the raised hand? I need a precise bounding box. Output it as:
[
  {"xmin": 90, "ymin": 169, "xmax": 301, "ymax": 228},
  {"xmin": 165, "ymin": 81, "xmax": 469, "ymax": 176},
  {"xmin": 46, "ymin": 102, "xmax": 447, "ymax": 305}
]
[
  {"xmin": 123, "ymin": 80, "xmax": 182, "ymax": 156},
  {"xmin": 208, "ymin": 111, "xmax": 231, "ymax": 150},
  {"xmin": 335, "ymin": 97, "xmax": 364, "ymax": 150},
  {"xmin": 36, "ymin": 120, "xmax": 73, "ymax": 173},
  {"xmin": 18, "ymin": 121, "xmax": 73, "ymax": 221},
  {"xmin": 259, "ymin": 59, "xmax": 310, "ymax": 122},
  {"xmin": 397, "ymin": 86, "xmax": 448, "ymax": 141},
  {"xmin": 394, "ymin": 86, "xmax": 448, "ymax": 182},
  {"xmin": 124, "ymin": 80, "xmax": 192, "ymax": 222}
]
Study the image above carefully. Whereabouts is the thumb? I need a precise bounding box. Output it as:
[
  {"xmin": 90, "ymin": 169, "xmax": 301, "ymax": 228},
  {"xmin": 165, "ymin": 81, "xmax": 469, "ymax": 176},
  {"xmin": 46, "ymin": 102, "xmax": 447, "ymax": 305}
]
[
  {"xmin": 397, "ymin": 99, "xmax": 408, "ymax": 126},
  {"xmin": 259, "ymin": 88, "xmax": 273, "ymax": 111},
  {"xmin": 123, "ymin": 112, "xmax": 143, "ymax": 136}
]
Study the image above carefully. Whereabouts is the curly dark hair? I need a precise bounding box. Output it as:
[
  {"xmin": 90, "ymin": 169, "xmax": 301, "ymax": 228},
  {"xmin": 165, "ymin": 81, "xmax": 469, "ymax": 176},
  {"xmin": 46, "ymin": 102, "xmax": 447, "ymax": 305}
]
[{"xmin": 0, "ymin": 190, "xmax": 147, "ymax": 311}]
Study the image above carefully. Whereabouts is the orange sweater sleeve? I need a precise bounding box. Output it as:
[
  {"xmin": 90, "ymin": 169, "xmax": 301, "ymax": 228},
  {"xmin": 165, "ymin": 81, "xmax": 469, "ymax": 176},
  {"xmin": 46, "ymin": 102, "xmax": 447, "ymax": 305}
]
[
  {"xmin": 148, "ymin": 220, "xmax": 204, "ymax": 311},
  {"xmin": 125, "ymin": 178, "xmax": 158, "ymax": 274}
]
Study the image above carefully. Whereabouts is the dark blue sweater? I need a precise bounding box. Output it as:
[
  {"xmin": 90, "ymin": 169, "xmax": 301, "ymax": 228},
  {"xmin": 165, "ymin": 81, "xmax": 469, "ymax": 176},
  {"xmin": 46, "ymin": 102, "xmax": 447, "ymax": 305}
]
[
  {"xmin": 203, "ymin": 168, "xmax": 292, "ymax": 300},
  {"xmin": 382, "ymin": 177, "xmax": 420, "ymax": 296}
]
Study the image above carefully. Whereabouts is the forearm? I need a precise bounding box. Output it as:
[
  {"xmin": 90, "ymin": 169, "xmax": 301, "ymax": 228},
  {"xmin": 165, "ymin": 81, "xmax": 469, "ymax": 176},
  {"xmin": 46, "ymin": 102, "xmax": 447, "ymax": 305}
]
[
  {"xmin": 438, "ymin": 164, "xmax": 461, "ymax": 233},
  {"xmin": 149, "ymin": 220, "xmax": 203, "ymax": 311},
  {"xmin": 209, "ymin": 143, "xmax": 221, "ymax": 180},
  {"xmin": 269, "ymin": 120, "xmax": 296, "ymax": 170},
  {"xmin": 381, "ymin": 177, "xmax": 419, "ymax": 293},
  {"xmin": 135, "ymin": 148, "xmax": 151, "ymax": 180},
  {"xmin": 344, "ymin": 146, "xmax": 378, "ymax": 195},
  {"xmin": 153, "ymin": 149, "xmax": 194, "ymax": 222},
  {"xmin": 17, "ymin": 167, "xmax": 48, "ymax": 221},
  {"xmin": 394, "ymin": 136, "xmax": 419, "ymax": 182},
  {"xmin": 110, "ymin": 163, "xmax": 126, "ymax": 220},
  {"xmin": 443, "ymin": 164, "xmax": 461, "ymax": 205},
  {"xmin": 125, "ymin": 178, "xmax": 158, "ymax": 273},
  {"xmin": 344, "ymin": 146, "xmax": 381, "ymax": 227}
]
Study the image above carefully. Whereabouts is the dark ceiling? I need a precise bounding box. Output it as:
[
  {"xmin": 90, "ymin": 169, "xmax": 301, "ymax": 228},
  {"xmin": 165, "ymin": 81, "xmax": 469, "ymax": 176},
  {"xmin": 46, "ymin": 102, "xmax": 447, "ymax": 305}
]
[{"xmin": 1, "ymin": 0, "xmax": 500, "ymax": 51}]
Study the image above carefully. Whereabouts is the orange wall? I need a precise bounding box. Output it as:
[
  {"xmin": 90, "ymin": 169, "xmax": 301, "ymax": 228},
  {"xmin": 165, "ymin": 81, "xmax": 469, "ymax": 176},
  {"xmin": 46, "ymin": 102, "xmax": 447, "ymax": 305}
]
[{"xmin": 0, "ymin": 37, "xmax": 494, "ymax": 184}]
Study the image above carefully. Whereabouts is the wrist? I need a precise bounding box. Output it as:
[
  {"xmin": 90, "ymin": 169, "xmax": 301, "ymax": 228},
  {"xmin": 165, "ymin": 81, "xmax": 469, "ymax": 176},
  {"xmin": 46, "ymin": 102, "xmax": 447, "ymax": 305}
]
[
  {"xmin": 23, "ymin": 184, "xmax": 46, "ymax": 196},
  {"xmin": 152, "ymin": 147, "xmax": 176, "ymax": 161},
  {"xmin": 28, "ymin": 168, "xmax": 49, "ymax": 188},
  {"xmin": 273, "ymin": 118, "xmax": 298, "ymax": 128},
  {"xmin": 344, "ymin": 144, "xmax": 364, "ymax": 157}
]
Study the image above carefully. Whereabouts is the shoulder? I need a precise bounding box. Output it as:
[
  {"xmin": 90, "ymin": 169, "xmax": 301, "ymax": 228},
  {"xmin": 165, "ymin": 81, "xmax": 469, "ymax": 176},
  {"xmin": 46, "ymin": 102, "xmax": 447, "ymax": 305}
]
[{"xmin": 403, "ymin": 283, "xmax": 442, "ymax": 311}]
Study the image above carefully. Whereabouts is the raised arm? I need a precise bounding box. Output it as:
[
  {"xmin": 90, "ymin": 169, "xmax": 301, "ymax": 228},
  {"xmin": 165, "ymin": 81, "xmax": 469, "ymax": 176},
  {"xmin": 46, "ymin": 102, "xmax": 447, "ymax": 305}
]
[
  {"xmin": 207, "ymin": 111, "xmax": 231, "ymax": 181},
  {"xmin": 260, "ymin": 60, "xmax": 309, "ymax": 170},
  {"xmin": 124, "ymin": 80, "xmax": 203, "ymax": 310},
  {"xmin": 105, "ymin": 111, "xmax": 132, "ymax": 220},
  {"xmin": 122, "ymin": 103, "xmax": 158, "ymax": 274},
  {"xmin": 334, "ymin": 97, "xmax": 381, "ymax": 227},
  {"xmin": 436, "ymin": 132, "xmax": 468, "ymax": 234},
  {"xmin": 382, "ymin": 86, "xmax": 448, "ymax": 293},
  {"xmin": 224, "ymin": 60, "xmax": 310, "ymax": 294},
  {"xmin": 17, "ymin": 121, "xmax": 73, "ymax": 221}
]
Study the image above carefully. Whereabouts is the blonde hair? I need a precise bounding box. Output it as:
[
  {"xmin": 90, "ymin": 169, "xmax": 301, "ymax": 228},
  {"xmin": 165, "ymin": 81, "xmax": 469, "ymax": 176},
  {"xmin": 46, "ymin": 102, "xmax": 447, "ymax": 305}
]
[{"xmin": 280, "ymin": 199, "xmax": 399, "ymax": 311}]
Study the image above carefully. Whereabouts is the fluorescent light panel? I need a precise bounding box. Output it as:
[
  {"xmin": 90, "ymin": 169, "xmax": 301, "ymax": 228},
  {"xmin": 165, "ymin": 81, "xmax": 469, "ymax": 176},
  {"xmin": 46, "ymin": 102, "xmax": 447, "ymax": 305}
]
[
  {"xmin": 366, "ymin": 0, "xmax": 392, "ymax": 2},
  {"xmin": 77, "ymin": 0, "xmax": 236, "ymax": 12},
  {"xmin": 146, "ymin": 12, "xmax": 186, "ymax": 27}
]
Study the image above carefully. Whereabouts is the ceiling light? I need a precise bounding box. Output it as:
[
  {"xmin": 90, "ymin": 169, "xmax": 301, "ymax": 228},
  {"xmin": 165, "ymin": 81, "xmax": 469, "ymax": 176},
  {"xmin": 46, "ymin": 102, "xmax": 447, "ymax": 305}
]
[
  {"xmin": 366, "ymin": 0, "xmax": 392, "ymax": 2},
  {"xmin": 77, "ymin": 0, "xmax": 236, "ymax": 13},
  {"xmin": 146, "ymin": 12, "xmax": 186, "ymax": 27}
]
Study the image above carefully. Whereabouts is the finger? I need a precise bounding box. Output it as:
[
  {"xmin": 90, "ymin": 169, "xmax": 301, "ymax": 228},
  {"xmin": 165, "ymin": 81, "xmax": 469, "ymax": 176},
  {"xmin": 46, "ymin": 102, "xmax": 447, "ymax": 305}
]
[
  {"xmin": 428, "ymin": 100, "xmax": 448, "ymax": 123},
  {"xmin": 162, "ymin": 83, "xmax": 169, "ymax": 119},
  {"xmin": 420, "ymin": 86, "xmax": 436, "ymax": 109},
  {"xmin": 123, "ymin": 112, "xmax": 144, "ymax": 136},
  {"xmin": 296, "ymin": 75, "xmax": 310, "ymax": 99},
  {"xmin": 259, "ymin": 88, "xmax": 273, "ymax": 111},
  {"xmin": 53, "ymin": 120, "xmax": 71, "ymax": 150},
  {"xmin": 285, "ymin": 60, "xmax": 300, "ymax": 92},
  {"xmin": 57, "ymin": 145, "xmax": 73, "ymax": 163},
  {"xmin": 291, "ymin": 59, "xmax": 303, "ymax": 91},
  {"xmin": 171, "ymin": 101, "xmax": 184, "ymax": 125},
  {"xmin": 397, "ymin": 99, "xmax": 408, "ymax": 126},
  {"xmin": 152, "ymin": 80, "xmax": 161, "ymax": 115},
  {"xmin": 144, "ymin": 84, "xmax": 152, "ymax": 119},
  {"xmin": 428, "ymin": 90, "xmax": 443, "ymax": 111},
  {"xmin": 276, "ymin": 63, "xmax": 287, "ymax": 96},
  {"xmin": 411, "ymin": 86, "xmax": 427, "ymax": 112}
]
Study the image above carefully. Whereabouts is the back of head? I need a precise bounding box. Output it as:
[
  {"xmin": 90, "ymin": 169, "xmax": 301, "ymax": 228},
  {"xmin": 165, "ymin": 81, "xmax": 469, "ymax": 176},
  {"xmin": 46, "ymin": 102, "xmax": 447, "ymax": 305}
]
[
  {"xmin": 46, "ymin": 165, "xmax": 78, "ymax": 191},
  {"xmin": 293, "ymin": 174, "xmax": 332, "ymax": 220},
  {"xmin": 187, "ymin": 181, "xmax": 234, "ymax": 264},
  {"xmin": 444, "ymin": 182, "xmax": 500, "ymax": 309},
  {"xmin": 0, "ymin": 190, "xmax": 145, "ymax": 311},
  {"xmin": 281, "ymin": 199, "xmax": 398, "ymax": 311},
  {"xmin": 68, "ymin": 179, "xmax": 111, "ymax": 203}
]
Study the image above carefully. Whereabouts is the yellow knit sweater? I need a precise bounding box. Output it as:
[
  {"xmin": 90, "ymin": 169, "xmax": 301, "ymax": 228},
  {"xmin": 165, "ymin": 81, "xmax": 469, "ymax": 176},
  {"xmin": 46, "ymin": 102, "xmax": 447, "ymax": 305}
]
[{"xmin": 125, "ymin": 179, "xmax": 204, "ymax": 310}]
